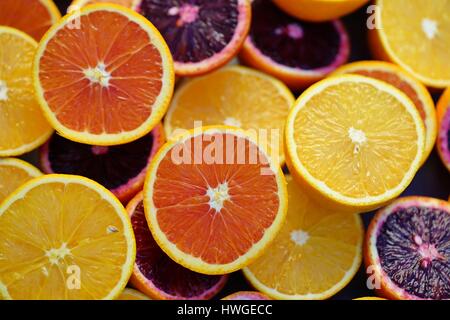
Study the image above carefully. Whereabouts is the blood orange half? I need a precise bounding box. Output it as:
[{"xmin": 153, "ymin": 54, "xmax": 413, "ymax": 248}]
[
  {"xmin": 136, "ymin": 0, "xmax": 251, "ymax": 76},
  {"xmin": 222, "ymin": 291, "xmax": 271, "ymax": 300},
  {"xmin": 365, "ymin": 196, "xmax": 450, "ymax": 300},
  {"xmin": 0, "ymin": 0, "xmax": 61, "ymax": 41},
  {"xmin": 127, "ymin": 192, "xmax": 228, "ymax": 300},
  {"xmin": 33, "ymin": 4, "xmax": 174, "ymax": 146},
  {"xmin": 144, "ymin": 126, "xmax": 287, "ymax": 275},
  {"xmin": 240, "ymin": 0, "xmax": 350, "ymax": 90},
  {"xmin": 40, "ymin": 123, "xmax": 164, "ymax": 203}
]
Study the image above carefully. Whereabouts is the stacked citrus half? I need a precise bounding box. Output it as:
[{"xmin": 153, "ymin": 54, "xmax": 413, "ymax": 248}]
[
  {"xmin": 243, "ymin": 175, "xmax": 363, "ymax": 300},
  {"xmin": 370, "ymin": 0, "xmax": 450, "ymax": 89},
  {"xmin": 0, "ymin": 175, "xmax": 135, "ymax": 299},
  {"xmin": 33, "ymin": 4, "xmax": 174, "ymax": 146},
  {"xmin": 285, "ymin": 75, "xmax": 425, "ymax": 213},
  {"xmin": 0, "ymin": 26, "xmax": 53, "ymax": 156},
  {"xmin": 144, "ymin": 126, "xmax": 287, "ymax": 275}
]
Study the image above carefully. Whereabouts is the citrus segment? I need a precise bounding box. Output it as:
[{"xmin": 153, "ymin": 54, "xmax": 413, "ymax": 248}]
[
  {"xmin": 0, "ymin": 0, "xmax": 61, "ymax": 41},
  {"xmin": 273, "ymin": 0, "xmax": 369, "ymax": 22},
  {"xmin": 128, "ymin": 192, "xmax": 227, "ymax": 299},
  {"xmin": 33, "ymin": 4, "xmax": 174, "ymax": 145},
  {"xmin": 144, "ymin": 126, "xmax": 287, "ymax": 275},
  {"xmin": 370, "ymin": 0, "xmax": 450, "ymax": 88},
  {"xmin": 334, "ymin": 61, "xmax": 437, "ymax": 163},
  {"xmin": 240, "ymin": 0, "xmax": 350, "ymax": 90},
  {"xmin": 0, "ymin": 158, "xmax": 42, "ymax": 204},
  {"xmin": 117, "ymin": 288, "xmax": 151, "ymax": 300},
  {"xmin": 285, "ymin": 75, "xmax": 425, "ymax": 212},
  {"xmin": 365, "ymin": 196, "xmax": 450, "ymax": 300},
  {"xmin": 0, "ymin": 26, "xmax": 53, "ymax": 156},
  {"xmin": 0, "ymin": 175, "xmax": 135, "ymax": 300},
  {"xmin": 243, "ymin": 176, "xmax": 363, "ymax": 300},
  {"xmin": 165, "ymin": 66, "xmax": 294, "ymax": 166},
  {"xmin": 40, "ymin": 123, "xmax": 165, "ymax": 203},
  {"xmin": 137, "ymin": 0, "xmax": 251, "ymax": 76},
  {"xmin": 437, "ymin": 87, "xmax": 450, "ymax": 172}
]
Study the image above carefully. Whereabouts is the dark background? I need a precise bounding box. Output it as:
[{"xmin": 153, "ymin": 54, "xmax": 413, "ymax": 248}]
[{"xmin": 44, "ymin": 0, "xmax": 450, "ymax": 300}]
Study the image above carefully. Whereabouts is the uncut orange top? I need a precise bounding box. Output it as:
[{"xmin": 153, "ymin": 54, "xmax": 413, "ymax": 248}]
[
  {"xmin": 34, "ymin": 4, "xmax": 174, "ymax": 145},
  {"xmin": 145, "ymin": 127, "xmax": 287, "ymax": 274},
  {"xmin": 0, "ymin": 0, "xmax": 61, "ymax": 41}
]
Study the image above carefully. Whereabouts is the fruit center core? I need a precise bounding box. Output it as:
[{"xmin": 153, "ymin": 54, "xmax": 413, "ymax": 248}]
[
  {"xmin": 169, "ymin": 4, "xmax": 200, "ymax": 27},
  {"xmin": 348, "ymin": 127, "xmax": 366, "ymax": 154},
  {"xmin": 223, "ymin": 117, "xmax": 242, "ymax": 128},
  {"xmin": 91, "ymin": 145, "xmax": 109, "ymax": 155},
  {"xmin": 290, "ymin": 229, "xmax": 309, "ymax": 246},
  {"xmin": 207, "ymin": 182, "xmax": 230, "ymax": 212},
  {"xmin": 84, "ymin": 63, "xmax": 111, "ymax": 87},
  {"xmin": 414, "ymin": 235, "xmax": 443, "ymax": 268},
  {"xmin": 275, "ymin": 23, "xmax": 304, "ymax": 40},
  {"xmin": 45, "ymin": 243, "xmax": 71, "ymax": 265},
  {"xmin": 421, "ymin": 18, "xmax": 438, "ymax": 40},
  {"xmin": 0, "ymin": 80, "xmax": 8, "ymax": 101}
]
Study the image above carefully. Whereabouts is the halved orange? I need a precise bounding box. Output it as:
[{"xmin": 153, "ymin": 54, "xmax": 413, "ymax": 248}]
[
  {"xmin": 144, "ymin": 126, "xmax": 287, "ymax": 275},
  {"xmin": 68, "ymin": 0, "xmax": 140, "ymax": 12},
  {"xmin": 164, "ymin": 66, "xmax": 295, "ymax": 166},
  {"xmin": 369, "ymin": 0, "xmax": 450, "ymax": 89},
  {"xmin": 243, "ymin": 175, "xmax": 363, "ymax": 300},
  {"xmin": 285, "ymin": 75, "xmax": 425, "ymax": 213},
  {"xmin": 273, "ymin": 0, "xmax": 369, "ymax": 22},
  {"xmin": 33, "ymin": 4, "xmax": 174, "ymax": 146},
  {"xmin": 436, "ymin": 87, "xmax": 450, "ymax": 172},
  {"xmin": 0, "ymin": 0, "xmax": 61, "ymax": 41},
  {"xmin": 334, "ymin": 61, "xmax": 437, "ymax": 163},
  {"xmin": 0, "ymin": 26, "xmax": 53, "ymax": 157},
  {"xmin": 0, "ymin": 158, "xmax": 42, "ymax": 204},
  {"xmin": 0, "ymin": 174, "xmax": 136, "ymax": 299},
  {"xmin": 117, "ymin": 288, "xmax": 151, "ymax": 300}
]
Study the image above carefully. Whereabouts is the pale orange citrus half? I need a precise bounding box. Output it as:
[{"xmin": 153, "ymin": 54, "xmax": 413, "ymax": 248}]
[
  {"xmin": 0, "ymin": 174, "xmax": 136, "ymax": 299},
  {"xmin": 285, "ymin": 75, "xmax": 425, "ymax": 213},
  {"xmin": 369, "ymin": 0, "xmax": 450, "ymax": 89},
  {"xmin": 243, "ymin": 175, "xmax": 363, "ymax": 300},
  {"xmin": 0, "ymin": 26, "xmax": 53, "ymax": 157},
  {"xmin": 33, "ymin": 4, "xmax": 174, "ymax": 146},
  {"xmin": 144, "ymin": 126, "xmax": 287, "ymax": 275},
  {"xmin": 0, "ymin": 158, "xmax": 42, "ymax": 204}
]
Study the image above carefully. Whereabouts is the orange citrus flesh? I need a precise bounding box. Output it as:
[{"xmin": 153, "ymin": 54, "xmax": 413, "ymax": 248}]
[
  {"xmin": 144, "ymin": 127, "xmax": 287, "ymax": 275},
  {"xmin": 117, "ymin": 288, "xmax": 151, "ymax": 300},
  {"xmin": 0, "ymin": 175, "xmax": 135, "ymax": 300},
  {"xmin": 334, "ymin": 61, "xmax": 437, "ymax": 163},
  {"xmin": 34, "ymin": 4, "xmax": 174, "ymax": 145},
  {"xmin": 285, "ymin": 75, "xmax": 425, "ymax": 212},
  {"xmin": 0, "ymin": 0, "xmax": 61, "ymax": 41},
  {"xmin": 436, "ymin": 87, "xmax": 450, "ymax": 172},
  {"xmin": 69, "ymin": 0, "xmax": 140, "ymax": 11},
  {"xmin": 165, "ymin": 66, "xmax": 295, "ymax": 166},
  {"xmin": 0, "ymin": 158, "xmax": 42, "ymax": 204},
  {"xmin": 273, "ymin": 0, "xmax": 369, "ymax": 22},
  {"xmin": 0, "ymin": 26, "xmax": 53, "ymax": 157},
  {"xmin": 370, "ymin": 0, "xmax": 450, "ymax": 89},
  {"xmin": 243, "ymin": 176, "xmax": 363, "ymax": 300}
]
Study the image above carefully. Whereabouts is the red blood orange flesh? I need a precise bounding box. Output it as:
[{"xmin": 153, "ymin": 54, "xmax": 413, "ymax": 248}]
[
  {"xmin": 137, "ymin": 0, "xmax": 251, "ymax": 76},
  {"xmin": 365, "ymin": 196, "xmax": 450, "ymax": 300},
  {"xmin": 222, "ymin": 291, "xmax": 271, "ymax": 300},
  {"xmin": 127, "ymin": 192, "xmax": 228, "ymax": 300},
  {"xmin": 240, "ymin": 0, "xmax": 349, "ymax": 90},
  {"xmin": 40, "ymin": 124, "xmax": 164, "ymax": 203}
]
